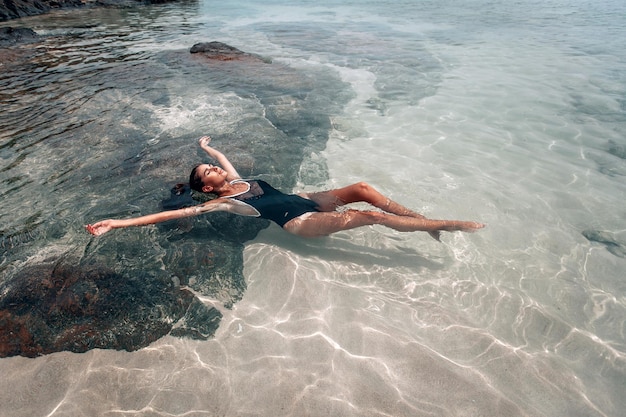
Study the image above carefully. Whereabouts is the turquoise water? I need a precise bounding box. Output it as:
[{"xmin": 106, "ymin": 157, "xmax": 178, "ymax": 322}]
[{"xmin": 1, "ymin": 0, "xmax": 625, "ymax": 416}]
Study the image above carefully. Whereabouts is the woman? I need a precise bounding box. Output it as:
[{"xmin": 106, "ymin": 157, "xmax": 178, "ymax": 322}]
[{"xmin": 86, "ymin": 136, "xmax": 485, "ymax": 238}]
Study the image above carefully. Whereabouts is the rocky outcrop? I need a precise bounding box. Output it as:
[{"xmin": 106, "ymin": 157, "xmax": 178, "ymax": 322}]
[
  {"xmin": 190, "ymin": 41, "xmax": 270, "ymax": 63},
  {"xmin": 0, "ymin": 0, "xmax": 183, "ymax": 21},
  {"xmin": 0, "ymin": 26, "xmax": 38, "ymax": 44},
  {"xmin": 0, "ymin": 0, "xmax": 83, "ymax": 21},
  {"xmin": 0, "ymin": 27, "xmax": 39, "ymax": 69}
]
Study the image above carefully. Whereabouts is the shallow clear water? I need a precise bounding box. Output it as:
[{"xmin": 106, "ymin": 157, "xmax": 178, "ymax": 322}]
[{"xmin": 1, "ymin": 0, "xmax": 625, "ymax": 416}]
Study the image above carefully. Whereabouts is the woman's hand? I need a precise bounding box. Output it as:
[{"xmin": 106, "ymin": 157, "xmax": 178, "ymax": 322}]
[
  {"xmin": 199, "ymin": 135, "xmax": 212, "ymax": 149},
  {"xmin": 197, "ymin": 135, "xmax": 242, "ymax": 180},
  {"xmin": 85, "ymin": 220, "xmax": 118, "ymax": 236}
]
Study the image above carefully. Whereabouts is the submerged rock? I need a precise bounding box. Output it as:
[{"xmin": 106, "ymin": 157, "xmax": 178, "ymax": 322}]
[
  {"xmin": 0, "ymin": 27, "xmax": 38, "ymax": 44},
  {"xmin": 0, "ymin": 254, "xmax": 221, "ymax": 358},
  {"xmin": 582, "ymin": 229, "xmax": 626, "ymax": 258},
  {"xmin": 190, "ymin": 41, "xmax": 270, "ymax": 63},
  {"xmin": 607, "ymin": 140, "xmax": 626, "ymax": 160},
  {"xmin": 0, "ymin": 27, "xmax": 41, "ymax": 70}
]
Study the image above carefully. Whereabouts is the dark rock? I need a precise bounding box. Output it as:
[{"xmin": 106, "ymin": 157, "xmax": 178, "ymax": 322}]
[
  {"xmin": 0, "ymin": 255, "xmax": 221, "ymax": 358},
  {"xmin": 0, "ymin": 27, "xmax": 39, "ymax": 66},
  {"xmin": 582, "ymin": 229, "xmax": 626, "ymax": 258},
  {"xmin": 0, "ymin": 0, "xmax": 183, "ymax": 21},
  {"xmin": 0, "ymin": 0, "xmax": 83, "ymax": 21},
  {"xmin": 607, "ymin": 140, "xmax": 626, "ymax": 160},
  {"xmin": 0, "ymin": 27, "xmax": 38, "ymax": 45},
  {"xmin": 190, "ymin": 41, "xmax": 243, "ymax": 55},
  {"xmin": 169, "ymin": 297, "xmax": 222, "ymax": 339},
  {"xmin": 94, "ymin": 0, "xmax": 170, "ymax": 8},
  {"xmin": 190, "ymin": 41, "xmax": 270, "ymax": 63}
]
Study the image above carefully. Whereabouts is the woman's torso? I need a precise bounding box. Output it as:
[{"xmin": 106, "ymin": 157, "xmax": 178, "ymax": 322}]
[{"xmin": 227, "ymin": 179, "xmax": 319, "ymax": 227}]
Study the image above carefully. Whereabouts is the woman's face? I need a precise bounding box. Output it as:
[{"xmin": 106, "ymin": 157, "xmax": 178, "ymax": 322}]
[{"xmin": 196, "ymin": 164, "xmax": 228, "ymax": 192}]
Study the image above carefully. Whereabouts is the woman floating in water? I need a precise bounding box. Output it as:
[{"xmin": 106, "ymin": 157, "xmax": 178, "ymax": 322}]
[{"xmin": 86, "ymin": 136, "xmax": 485, "ymax": 239}]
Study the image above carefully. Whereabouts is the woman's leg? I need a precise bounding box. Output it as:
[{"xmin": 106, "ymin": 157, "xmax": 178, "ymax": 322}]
[
  {"xmin": 305, "ymin": 182, "xmax": 425, "ymax": 217},
  {"xmin": 304, "ymin": 182, "xmax": 447, "ymax": 240},
  {"xmin": 283, "ymin": 210, "xmax": 484, "ymax": 238}
]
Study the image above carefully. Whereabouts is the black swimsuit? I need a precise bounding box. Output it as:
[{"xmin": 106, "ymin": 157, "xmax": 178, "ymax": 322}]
[{"xmin": 228, "ymin": 180, "xmax": 320, "ymax": 227}]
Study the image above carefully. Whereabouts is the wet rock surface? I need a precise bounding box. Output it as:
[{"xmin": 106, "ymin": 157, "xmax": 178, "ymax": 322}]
[
  {"xmin": 0, "ymin": 26, "xmax": 38, "ymax": 44},
  {"xmin": 190, "ymin": 41, "xmax": 270, "ymax": 63},
  {"xmin": 0, "ymin": 27, "xmax": 40, "ymax": 66},
  {"xmin": 0, "ymin": 0, "xmax": 182, "ymax": 21},
  {"xmin": 0, "ymin": 254, "xmax": 221, "ymax": 357},
  {"xmin": 0, "ymin": 0, "xmax": 82, "ymax": 21}
]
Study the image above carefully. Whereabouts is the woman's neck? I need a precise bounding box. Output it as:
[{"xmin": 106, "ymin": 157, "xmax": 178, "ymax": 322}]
[{"xmin": 215, "ymin": 180, "xmax": 248, "ymax": 197}]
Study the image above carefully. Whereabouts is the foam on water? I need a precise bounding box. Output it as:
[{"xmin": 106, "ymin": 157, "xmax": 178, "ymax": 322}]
[{"xmin": 148, "ymin": 92, "xmax": 262, "ymax": 142}]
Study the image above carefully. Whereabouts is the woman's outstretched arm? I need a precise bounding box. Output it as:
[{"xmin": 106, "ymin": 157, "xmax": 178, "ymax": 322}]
[
  {"xmin": 198, "ymin": 136, "xmax": 241, "ymax": 180},
  {"xmin": 86, "ymin": 198, "xmax": 259, "ymax": 236}
]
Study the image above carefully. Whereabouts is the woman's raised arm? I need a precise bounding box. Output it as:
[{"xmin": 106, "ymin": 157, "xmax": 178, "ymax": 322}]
[{"xmin": 198, "ymin": 136, "xmax": 241, "ymax": 180}]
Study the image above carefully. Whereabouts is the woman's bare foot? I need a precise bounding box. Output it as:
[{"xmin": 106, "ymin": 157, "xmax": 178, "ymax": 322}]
[{"xmin": 452, "ymin": 221, "xmax": 486, "ymax": 232}]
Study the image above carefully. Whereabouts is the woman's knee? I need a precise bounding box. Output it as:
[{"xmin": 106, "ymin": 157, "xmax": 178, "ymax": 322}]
[
  {"xmin": 354, "ymin": 181, "xmax": 372, "ymax": 191},
  {"xmin": 347, "ymin": 182, "xmax": 379, "ymax": 200}
]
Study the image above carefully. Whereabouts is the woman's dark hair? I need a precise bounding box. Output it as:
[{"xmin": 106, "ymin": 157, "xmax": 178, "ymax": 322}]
[{"xmin": 189, "ymin": 165, "xmax": 204, "ymax": 192}]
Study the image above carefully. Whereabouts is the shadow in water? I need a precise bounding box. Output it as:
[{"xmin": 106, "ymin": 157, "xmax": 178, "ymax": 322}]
[{"xmin": 253, "ymin": 225, "xmax": 447, "ymax": 272}]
